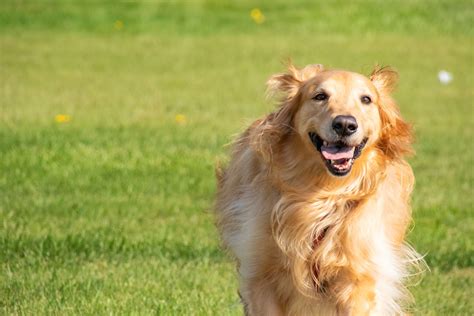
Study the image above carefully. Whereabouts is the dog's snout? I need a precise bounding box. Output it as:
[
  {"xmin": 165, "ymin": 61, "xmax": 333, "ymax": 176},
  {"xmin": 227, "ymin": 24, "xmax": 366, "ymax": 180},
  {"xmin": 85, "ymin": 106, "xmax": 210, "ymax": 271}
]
[{"xmin": 332, "ymin": 115, "xmax": 358, "ymax": 136}]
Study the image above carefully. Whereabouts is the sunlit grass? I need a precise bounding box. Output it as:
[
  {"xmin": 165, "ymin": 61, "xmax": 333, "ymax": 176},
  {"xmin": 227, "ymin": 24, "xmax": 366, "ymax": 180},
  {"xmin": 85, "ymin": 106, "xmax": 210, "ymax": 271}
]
[{"xmin": 1, "ymin": 1, "xmax": 473, "ymax": 314}]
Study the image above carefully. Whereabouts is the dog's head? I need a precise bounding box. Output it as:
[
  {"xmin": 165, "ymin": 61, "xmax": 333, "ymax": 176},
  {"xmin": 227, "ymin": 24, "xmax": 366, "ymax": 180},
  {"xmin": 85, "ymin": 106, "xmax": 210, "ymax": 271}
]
[{"xmin": 253, "ymin": 63, "xmax": 412, "ymax": 177}]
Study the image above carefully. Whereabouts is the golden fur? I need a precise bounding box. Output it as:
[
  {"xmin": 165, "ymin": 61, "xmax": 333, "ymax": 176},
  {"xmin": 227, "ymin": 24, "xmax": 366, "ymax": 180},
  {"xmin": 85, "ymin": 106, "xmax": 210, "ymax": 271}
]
[{"xmin": 215, "ymin": 63, "xmax": 424, "ymax": 315}]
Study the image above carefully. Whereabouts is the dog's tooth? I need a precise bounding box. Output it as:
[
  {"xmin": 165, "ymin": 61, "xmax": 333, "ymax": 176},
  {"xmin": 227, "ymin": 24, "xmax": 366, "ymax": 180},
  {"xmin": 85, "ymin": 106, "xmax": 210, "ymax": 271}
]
[{"xmin": 323, "ymin": 141, "xmax": 328, "ymax": 146}]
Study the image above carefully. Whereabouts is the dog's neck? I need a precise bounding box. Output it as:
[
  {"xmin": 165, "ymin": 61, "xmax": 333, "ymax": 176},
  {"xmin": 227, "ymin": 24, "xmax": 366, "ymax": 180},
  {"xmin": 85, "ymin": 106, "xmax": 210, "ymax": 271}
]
[{"xmin": 268, "ymin": 133, "xmax": 392, "ymax": 297}]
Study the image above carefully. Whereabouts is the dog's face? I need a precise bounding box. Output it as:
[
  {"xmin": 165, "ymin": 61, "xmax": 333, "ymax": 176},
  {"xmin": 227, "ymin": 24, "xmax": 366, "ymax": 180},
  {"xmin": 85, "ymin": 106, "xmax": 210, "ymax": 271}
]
[
  {"xmin": 294, "ymin": 71, "xmax": 382, "ymax": 176},
  {"xmin": 256, "ymin": 64, "xmax": 411, "ymax": 178}
]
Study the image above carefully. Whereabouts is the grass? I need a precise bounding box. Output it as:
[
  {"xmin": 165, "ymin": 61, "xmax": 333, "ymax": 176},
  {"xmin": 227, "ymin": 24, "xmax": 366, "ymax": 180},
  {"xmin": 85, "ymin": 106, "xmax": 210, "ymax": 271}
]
[{"xmin": 0, "ymin": 0, "xmax": 473, "ymax": 314}]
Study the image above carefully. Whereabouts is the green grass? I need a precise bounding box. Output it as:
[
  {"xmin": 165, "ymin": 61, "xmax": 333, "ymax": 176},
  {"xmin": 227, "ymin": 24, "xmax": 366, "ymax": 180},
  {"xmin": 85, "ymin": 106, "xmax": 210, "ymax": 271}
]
[{"xmin": 1, "ymin": 1, "xmax": 473, "ymax": 314}]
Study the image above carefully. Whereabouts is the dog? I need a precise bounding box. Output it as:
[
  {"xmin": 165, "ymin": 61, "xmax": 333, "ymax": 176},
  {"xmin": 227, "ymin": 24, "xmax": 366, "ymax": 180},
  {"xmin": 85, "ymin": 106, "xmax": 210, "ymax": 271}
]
[{"xmin": 215, "ymin": 63, "xmax": 424, "ymax": 315}]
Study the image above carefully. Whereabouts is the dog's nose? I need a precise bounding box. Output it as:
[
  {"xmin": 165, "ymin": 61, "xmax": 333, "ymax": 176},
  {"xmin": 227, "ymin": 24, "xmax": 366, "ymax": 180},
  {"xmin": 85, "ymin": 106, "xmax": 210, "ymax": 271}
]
[{"xmin": 332, "ymin": 115, "xmax": 358, "ymax": 136}]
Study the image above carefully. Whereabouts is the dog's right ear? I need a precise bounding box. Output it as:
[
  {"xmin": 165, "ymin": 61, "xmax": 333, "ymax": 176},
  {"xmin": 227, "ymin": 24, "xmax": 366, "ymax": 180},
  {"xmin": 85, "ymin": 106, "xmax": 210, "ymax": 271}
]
[
  {"xmin": 252, "ymin": 63, "xmax": 324, "ymax": 163},
  {"xmin": 266, "ymin": 63, "xmax": 324, "ymax": 99}
]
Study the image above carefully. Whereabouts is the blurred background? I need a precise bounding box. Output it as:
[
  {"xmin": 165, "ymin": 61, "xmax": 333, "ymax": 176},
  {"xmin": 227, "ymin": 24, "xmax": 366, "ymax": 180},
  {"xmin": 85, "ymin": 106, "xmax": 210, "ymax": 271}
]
[{"xmin": 1, "ymin": 1, "xmax": 472, "ymax": 314}]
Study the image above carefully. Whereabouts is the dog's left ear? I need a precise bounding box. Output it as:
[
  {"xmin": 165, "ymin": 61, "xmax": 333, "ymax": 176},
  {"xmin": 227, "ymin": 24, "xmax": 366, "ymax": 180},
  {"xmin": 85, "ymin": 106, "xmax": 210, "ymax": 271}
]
[
  {"xmin": 370, "ymin": 66, "xmax": 413, "ymax": 159},
  {"xmin": 370, "ymin": 66, "xmax": 398, "ymax": 94}
]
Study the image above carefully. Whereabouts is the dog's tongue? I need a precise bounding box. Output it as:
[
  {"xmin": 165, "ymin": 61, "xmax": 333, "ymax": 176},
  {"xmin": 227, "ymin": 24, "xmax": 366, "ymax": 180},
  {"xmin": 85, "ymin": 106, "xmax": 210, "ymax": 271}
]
[{"xmin": 321, "ymin": 145, "xmax": 355, "ymax": 160}]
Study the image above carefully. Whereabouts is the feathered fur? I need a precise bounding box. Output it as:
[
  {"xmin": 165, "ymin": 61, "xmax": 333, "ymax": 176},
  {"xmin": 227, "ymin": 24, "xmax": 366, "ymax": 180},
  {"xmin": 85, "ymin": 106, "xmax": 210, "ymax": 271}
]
[{"xmin": 215, "ymin": 63, "xmax": 425, "ymax": 315}]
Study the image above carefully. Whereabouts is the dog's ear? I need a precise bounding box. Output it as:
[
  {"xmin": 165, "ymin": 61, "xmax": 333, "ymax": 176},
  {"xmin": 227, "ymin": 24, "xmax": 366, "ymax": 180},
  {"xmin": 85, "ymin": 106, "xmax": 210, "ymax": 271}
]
[
  {"xmin": 266, "ymin": 63, "xmax": 324, "ymax": 99},
  {"xmin": 251, "ymin": 63, "xmax": 324, "ymax": 162},
  {"xmin": 370, "ymin": 65, "xmax": 398, "ymax": 94},
  {"xmin": 370, "ymin": 66, "xmax": 413, "ymax": 159}
]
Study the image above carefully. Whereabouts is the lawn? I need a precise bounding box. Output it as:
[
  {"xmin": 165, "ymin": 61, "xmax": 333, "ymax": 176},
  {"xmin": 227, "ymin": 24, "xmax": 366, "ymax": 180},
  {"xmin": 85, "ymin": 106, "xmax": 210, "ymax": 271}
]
[{"xmin": 0, "ymin": 1, "xmax": 473, "ymax": 315}]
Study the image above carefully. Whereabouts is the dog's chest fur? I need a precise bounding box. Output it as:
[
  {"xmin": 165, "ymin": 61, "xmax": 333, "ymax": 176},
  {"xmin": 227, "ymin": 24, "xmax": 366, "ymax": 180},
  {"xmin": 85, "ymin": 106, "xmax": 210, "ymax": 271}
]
[
  {"xmin": 218, "ymin": 159, "xmax": 418, "ymax": 315},
  {"xmin": 274, "ymin": 185, "xmax": 407, "ymax": 314}
]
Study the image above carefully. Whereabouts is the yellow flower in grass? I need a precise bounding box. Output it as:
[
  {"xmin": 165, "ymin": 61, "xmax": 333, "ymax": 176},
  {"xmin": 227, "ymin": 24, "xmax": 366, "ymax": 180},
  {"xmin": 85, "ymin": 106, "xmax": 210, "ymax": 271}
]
[
  {"xmin": 55, "ymin": 114, "xmax": 71, "ymax": 123},
  {"xmin": 175, "ymin": 114, "xmax": 187, "ymax": 125},
  {"xmin": 114, "ymin": 20, "xmax": 124, "ymax": 30},
  {"xmin": 250, "ymin": 8, "xmax": 265, "ymax": 24}
]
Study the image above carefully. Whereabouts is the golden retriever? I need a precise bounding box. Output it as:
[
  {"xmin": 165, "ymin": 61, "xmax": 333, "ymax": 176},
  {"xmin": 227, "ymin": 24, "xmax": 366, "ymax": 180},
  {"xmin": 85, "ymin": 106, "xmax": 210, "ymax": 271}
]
[{"xmin": 215, "ymin": 63, "xmax": 424, "ymax": 315}]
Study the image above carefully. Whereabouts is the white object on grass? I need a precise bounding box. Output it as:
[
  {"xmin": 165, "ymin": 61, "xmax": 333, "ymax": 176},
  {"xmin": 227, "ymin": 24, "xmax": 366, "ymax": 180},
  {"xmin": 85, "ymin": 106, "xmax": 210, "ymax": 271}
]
[{"xmin": 438, "ymin": 70, "xmax": 453, "ymax": 85}]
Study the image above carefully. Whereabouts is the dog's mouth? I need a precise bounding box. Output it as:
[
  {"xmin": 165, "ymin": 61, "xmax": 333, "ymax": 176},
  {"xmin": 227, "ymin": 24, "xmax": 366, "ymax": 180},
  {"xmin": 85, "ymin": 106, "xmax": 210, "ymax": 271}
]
[{"xmin": 308, "ymin": 132, "xmax": 368, "ymax": 177}]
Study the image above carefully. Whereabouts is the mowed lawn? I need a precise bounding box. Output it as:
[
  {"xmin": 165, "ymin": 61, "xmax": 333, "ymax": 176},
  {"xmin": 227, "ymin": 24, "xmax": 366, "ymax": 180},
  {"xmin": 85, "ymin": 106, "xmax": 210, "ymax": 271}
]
[{"xmin": 0, "ymin": 1, "xmax": 472, "ymax": 315}]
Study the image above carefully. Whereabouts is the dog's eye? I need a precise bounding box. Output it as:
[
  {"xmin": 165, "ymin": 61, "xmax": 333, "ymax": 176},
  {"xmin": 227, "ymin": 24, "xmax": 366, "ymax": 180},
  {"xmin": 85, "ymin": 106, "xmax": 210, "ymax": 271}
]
[
  {"xmin": 313, "ymin": 93, "xmax": 328, "ymax": 101},
  {"xmin": 361, "ymin": 96, "xmax": 372, "ymax": 104}
]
